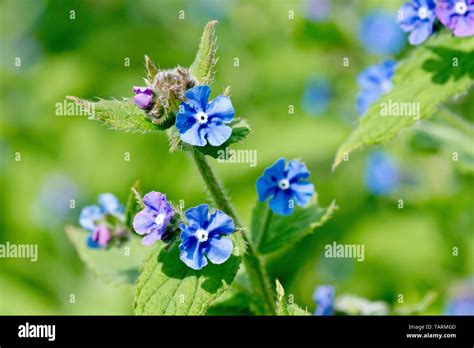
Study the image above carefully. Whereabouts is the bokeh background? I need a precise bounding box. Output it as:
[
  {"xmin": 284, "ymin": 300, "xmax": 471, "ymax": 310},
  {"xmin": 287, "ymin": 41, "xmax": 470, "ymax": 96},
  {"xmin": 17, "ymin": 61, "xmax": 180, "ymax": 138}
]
[{"xmin": 1, "ymin": 0, "xmax": 473, "ymax": 315}]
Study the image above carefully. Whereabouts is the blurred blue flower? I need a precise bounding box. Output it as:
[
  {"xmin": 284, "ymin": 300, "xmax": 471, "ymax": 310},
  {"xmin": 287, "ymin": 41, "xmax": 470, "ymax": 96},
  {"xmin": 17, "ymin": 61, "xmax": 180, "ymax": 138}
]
[
  {"xmin": 359, "ymin": 11, "xmax": 405, "ymax": 55},
  {"xmin": 32, "ymin": 173, "xmax": 78, "ymax": 227},
  {"xmin": 364, "ymin": 151, "xmax": 400, "ymax": 196},
  {"xmin": 313, "ymin": 285, "xmax": 335, "ymax": 315},
  {"xmin": 133, "ymin": 191, "xmax": 174, "ymax": 246},
  {"xmin": 398, "ymin": 0, "xmax": 436, "ymax": 45},
  {"xmin": 356, "ymin": 60, "xmax": 397, "ymax": 115},
  {"xmin": 179, "ymin": 204, "xmax": 235, "ymax": 270},
  {"xmin": 79, "ymin": 193, "xmax": 125, "ymax": 248},
  {"xmin": 304, "ymin": 0, "xmax": 332, "ymax": 22},
  {"xmin": 175, "ymin": 85, "xmax": 234, "ymax": 147},
  {"xmin": 444, "ymin": 278, "xmax": 474, "ymax": 315},
  {"xmin": 257, "ymin": 158, "xmax": 314, "ymax": 216},
  {"xmin": 302, "ymin": 77, "xmax": 331, "ymax": 116}
]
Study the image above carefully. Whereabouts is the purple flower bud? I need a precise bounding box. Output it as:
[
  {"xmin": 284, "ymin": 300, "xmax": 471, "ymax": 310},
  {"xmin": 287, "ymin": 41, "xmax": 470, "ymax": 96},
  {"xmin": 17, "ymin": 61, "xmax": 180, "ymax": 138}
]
[
  {"xmin": 133, "ymin": 86, "xmax": 153, "ymax": 110},
  {"xmin": 92, "ymin": 224, "xmax": 112, "ymax": 247}
]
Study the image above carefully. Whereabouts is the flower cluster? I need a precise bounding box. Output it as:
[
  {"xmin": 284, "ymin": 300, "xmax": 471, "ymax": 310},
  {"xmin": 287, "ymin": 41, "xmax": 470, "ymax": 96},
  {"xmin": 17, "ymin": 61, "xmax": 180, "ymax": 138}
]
[
  {"xmin": 132, "ymin": 193, "xmax": 236, "ymax": 270},
  {"xmin": 257, "ymin": 158, "xmax": 315, "ymax": 216},
  {"xmin": 79, "ymin": 193, "xmax": 128, "ymax": 248},
  {"xmin": 356, "ymin": 60, "xmax": 397, "ymax": 115},
  {"xmin": 398, "ymin": 0, "xmax": 474, "ymax": 45}
]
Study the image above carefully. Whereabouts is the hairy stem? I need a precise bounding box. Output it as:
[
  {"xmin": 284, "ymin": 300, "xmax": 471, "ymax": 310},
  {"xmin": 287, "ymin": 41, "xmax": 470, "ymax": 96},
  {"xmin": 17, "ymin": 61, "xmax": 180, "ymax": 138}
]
[{"xmin": 191, "ymin": 148, "xmax": 276, "ymax": 315}]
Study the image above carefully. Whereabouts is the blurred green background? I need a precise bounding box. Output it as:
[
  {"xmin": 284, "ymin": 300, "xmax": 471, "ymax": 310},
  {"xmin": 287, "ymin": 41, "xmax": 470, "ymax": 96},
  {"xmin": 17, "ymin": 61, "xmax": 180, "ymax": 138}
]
[{"xmin": 1, "ymin": 0, "xmax": 473, "ymax": 315}]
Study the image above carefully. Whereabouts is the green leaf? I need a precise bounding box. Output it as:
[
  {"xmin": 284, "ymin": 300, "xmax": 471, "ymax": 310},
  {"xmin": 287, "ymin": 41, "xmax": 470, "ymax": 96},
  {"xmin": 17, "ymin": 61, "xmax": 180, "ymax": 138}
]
[
  {"xmin": 275, "ymin": 279, "xmax": 311, "ymax": 316},
  {"xmin": 67, "ymin": 97, "xmax": 162, "ymax": 133},
  {"xmin": 333, "ymin": 32, "xmax": 474, "ymax": 169},
  {"xmin": 251, "ymin": 200, "xmax": 337, "ymax": 255},
  {"xmin": 124, "ymin": 180, "xmax": 143, "ymax": 229},
  {"xmin": 66, "ymin": 226, "xmax": 151, "ymax": 287},
  {"xmin": 133, "ymin": 235, "xmax": 244, "ymax": 315},
  {"xmin": 190, "ymin": 20, "xmax": 218, "ymax": 85}
]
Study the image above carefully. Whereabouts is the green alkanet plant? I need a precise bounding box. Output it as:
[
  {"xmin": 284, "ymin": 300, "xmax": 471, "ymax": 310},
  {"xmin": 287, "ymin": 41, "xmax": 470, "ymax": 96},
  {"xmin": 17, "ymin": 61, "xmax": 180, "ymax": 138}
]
[{"xmin": 66, "ymin": 20, "xmax": 338, "ymax": 315}]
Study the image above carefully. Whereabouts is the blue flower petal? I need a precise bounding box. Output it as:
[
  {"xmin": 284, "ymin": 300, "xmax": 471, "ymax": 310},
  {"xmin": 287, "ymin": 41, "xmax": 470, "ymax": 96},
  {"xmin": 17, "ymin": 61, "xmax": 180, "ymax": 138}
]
[
  {"xmin": 175, "ymin": 106, "xmax": 199, "ymax": 134},
  {"xmin": 290, "ymin": 182, "xmax": 314, "ymax": 207},
  {"xmin": 269, "ymin": 189, "xmax": 293, "ymax": 216},
  {"xmin": 185, "ymin": 204, "xmax": 210, "ymax": 227},
  {"xmin": 207, "ymin": 210, "xmax": 235, "ymax": 236},
  {"xmin": 256, "ymin": 175, "xmax": 277, "ymax": 202},
  {"xmin": 142, "ymin": 231, "xmax": 162, "ymax": 246},
  {"xmin": 287, "ymin": 160, "xmax": 310, "ymax": 182},
  {"xmin": 408, "ymin": 21, "xmax": 433, "ymax": 45},
  {"xmin": 206, "ymin": 236, "xmax": 233, "ymax": 264},
  {"xmin": 98, "ymin": 193, "xmax": 124, "ymax": 218},
  {"xmin": 185, "ymin": 85, "xmax": 211, "ymax": 110},
  {"xmin": 205, "ymin": 95, "xmax": 235, "ymax": 122},
  {"xmin": 179, "ymin": 239, "xmax": 208, "ymax": 270},
  {"xmin": 79, "ymin": 205, "xmax": 103, "ymax": 232},
  {"xmin": 86, "ymin": 234, "xmax": 101, "ymax": 249},
  {"xmin": 206, "ymin": 122, "xmax": 232, "ymax": 146},
  {"xmin": 263, "ymin": 158, "xmax": 286, "ymax": 181},
  {"xmin": 179, "ymin": 122, "xmax": 207, "ymax": 147}
]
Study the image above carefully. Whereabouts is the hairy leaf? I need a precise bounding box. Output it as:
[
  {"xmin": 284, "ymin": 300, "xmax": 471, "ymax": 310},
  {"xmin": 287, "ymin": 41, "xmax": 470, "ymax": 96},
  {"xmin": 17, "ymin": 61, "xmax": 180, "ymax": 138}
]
[
  {"xmin": 133, "ymin": 235, "xmax": 245, "ymax": 315},
  {"xmin": 333, "ymin": 32, "xmax": 474, "ymax": 169},
  {"xmin": 275, "ymin": 279, "xmax": 311, "ymax": 316},
  {"xmin": 67, "ymin": 97, "xmax": 161, "ymax": 133},
  {"xmin": 251, "ymin": 200, "xmax": 337, "ymax": 255},
  {"xmin": 66, "ymin": 226, "xmax": 150, "ymax": 286},
  {"xmin": 190, "ymin": 20, "xmax": 218, "ymax": 85}
]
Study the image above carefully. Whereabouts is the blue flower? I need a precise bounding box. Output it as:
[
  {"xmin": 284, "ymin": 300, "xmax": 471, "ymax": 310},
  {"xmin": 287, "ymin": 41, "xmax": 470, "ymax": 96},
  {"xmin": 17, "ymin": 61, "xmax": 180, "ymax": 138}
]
[
  {"xmin": 356, "ymin": 60, "xmax": 397, "ymax": 115},
  {"xmin": 359, "ymin": 11, "xmax": 405, "ymax": 55},
  {"xmin": 79, "ymin": 193, "xmax": 125, "ymax": 248},
  {"xmin": 256, "ymin": 158, "xmax": 314, "ymax": 216},
  {"xmin": 302, "ymin": 77, "xmax": 331, "ymax": 116},
  {"xmin": 175, "ymin": 85, "xmax": 235, "ymax": 147},
  {"xmin": 313, "ymin": 285, "xmax": 335, "ymax": 315},
  {"xmin": 133, "ymin": 191, "xmax": 174, "ymax": 246},
  {"xmin": 364, "ymin": 151, "xmax": 400, "ymax": 196},
  {"xmin": 444, "ymin": 278, "xmax": 474, "ymax": 315},
  {"xmin": 398, "ymin": 0, "xmax": 436, "ymax": 45},
  {"xmin": 179, "ymin": 204, "xmax": 235, "ymax": 270}
]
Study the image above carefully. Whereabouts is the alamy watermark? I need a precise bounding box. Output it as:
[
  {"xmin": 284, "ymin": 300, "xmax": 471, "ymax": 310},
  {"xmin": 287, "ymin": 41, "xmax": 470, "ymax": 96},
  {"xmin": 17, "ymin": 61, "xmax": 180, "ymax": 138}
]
[
  {"xmin": 55, "ymin": 98, "xmax": 94, "ymax": 117},
  {"xmin": 0, "ymin": 242, "xmax": 38, "ymax": 262},
  {"xmin": 324, "ymin": 241, "xmax": 365, "ymax": 262},
  {"xmin": 217, "ymin": 148, "xmax": 257, "ymax": 167},
  {"xmin": 380, "ymin": 99, "xmax": 420, "ymax": 119}
]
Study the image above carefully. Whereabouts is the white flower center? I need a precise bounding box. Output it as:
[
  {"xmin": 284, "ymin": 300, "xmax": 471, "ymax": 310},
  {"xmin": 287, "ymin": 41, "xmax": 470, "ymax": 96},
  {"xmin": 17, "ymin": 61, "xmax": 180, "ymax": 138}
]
[
  {"xmin": 196, "ymin": 229, "xmax": 209, "ymax": 242},
  {"xmin": 380, "ymin": 80, "xmax": 392, "ymax": 93},
  {"xmin": 455, "ymin": 1, "xmax": 467, "ymax": 15},
  {"xmin": 417, "ymin": 6, "xmax": 430, "ymax": 20},
  {"xmin": 155, "ymin": 213, "xmax": 166, "ymax": 227},
  {"xmin": 195, "ymin": 111, "xmax": 208, "ymax": 124},
  {"xmin": 278, "ymin": 178, "xmax": 290, "ymax": 190}
]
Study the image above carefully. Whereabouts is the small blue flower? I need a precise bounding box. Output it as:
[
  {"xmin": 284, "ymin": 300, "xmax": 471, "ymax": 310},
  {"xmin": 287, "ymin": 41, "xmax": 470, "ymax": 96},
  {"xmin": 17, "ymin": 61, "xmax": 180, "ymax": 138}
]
[
  {"xmin": 356, "ymin": 60, "xmax": 397, "ymax": 115},
  {"xmin": 398, "ymin": 0, "xmax": 436, "ymax": 45},
  {"xmin": 302, "ymin": 77, "xmax": 331, "ymax": 116},
  {"xmin": 79, "ymin": 193, "xmax": 125, "ymax": 248},
  {"xmin": 256, "ymin": 158, "xmax": 314, "ymax": 216},
  {"xmin": 364, "ymin": 151, "xmax": 400, "ymax": 196},
  {"xmin": 179, "ymin": 204, "xmax": 235, "ymax": 270},
  {"xmin": 313, "ymin": 285, "xmax": 335, "ymax": 315},
  {"xmin": 175, "ymin": 85, "xmax": 235, "ymax": 147},
  {"xmin": 359, "ymin": 11, "xmax": 405, "ymax": 55}
]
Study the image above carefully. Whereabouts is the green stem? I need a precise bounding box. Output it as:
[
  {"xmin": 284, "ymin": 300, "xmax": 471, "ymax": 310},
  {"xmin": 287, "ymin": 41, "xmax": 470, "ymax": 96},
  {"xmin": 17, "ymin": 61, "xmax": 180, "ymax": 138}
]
[
  {"xmin": 191, "ymin": 148, "xmax": 276, "ymax": 315},
  {"xmin": 256, "ymin": 206, "xmax": 273, "ymax": 250}
]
